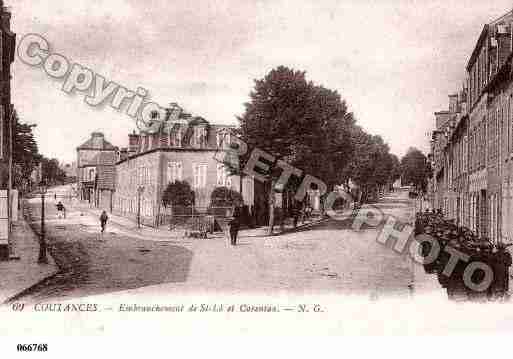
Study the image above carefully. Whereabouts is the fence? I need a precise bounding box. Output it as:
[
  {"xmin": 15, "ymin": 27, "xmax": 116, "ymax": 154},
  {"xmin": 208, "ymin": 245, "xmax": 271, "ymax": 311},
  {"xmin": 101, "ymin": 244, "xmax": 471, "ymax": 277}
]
[{"xmin": 156, "ymin": 205, "xmax": 233, "ymax": 237}]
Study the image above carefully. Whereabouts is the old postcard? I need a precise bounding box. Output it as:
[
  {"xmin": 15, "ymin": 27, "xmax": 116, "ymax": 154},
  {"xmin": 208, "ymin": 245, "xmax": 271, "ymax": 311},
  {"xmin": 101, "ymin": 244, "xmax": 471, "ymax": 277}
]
[{"xmin": 2, "ymin": 0, "xmax": 513, "ymax": 354}]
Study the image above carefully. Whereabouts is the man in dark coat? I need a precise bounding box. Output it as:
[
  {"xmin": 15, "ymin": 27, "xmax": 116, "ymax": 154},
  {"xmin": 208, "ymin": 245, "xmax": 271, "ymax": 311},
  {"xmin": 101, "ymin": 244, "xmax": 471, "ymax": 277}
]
[
  {"xmin": 100, "ymin": 210, "xmax": 109, "ymax": 233},
  {"xmin": 229, "ymin": 205, "xmax": 241, "ymax": 246}
]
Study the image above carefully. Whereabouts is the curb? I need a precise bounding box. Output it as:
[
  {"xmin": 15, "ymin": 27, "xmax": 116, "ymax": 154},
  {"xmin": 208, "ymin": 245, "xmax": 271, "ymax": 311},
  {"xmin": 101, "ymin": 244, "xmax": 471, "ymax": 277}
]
[
  {"xmin": 270, "ymin": 217, "xmax": 330, "ymax": 236},
  {"xmin": 2, "ymin": 271, "xmax": 60, "ymax": 305}
]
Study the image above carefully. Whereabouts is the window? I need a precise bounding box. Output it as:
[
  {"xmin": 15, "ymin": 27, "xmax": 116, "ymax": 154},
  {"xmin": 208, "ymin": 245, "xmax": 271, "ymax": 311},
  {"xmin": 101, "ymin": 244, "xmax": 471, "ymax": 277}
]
[
  {"xmin": 193, "ymin": 127, "xmax": 206, "ymax": 148},
  {"xmin": 216, "ymin": 131, "xmax": 224, "ymax": 148},
  {"xmin": 216, "ymin": 164, "xmax": 232, "ymax": 187},
  {"xmin": 175, "ymin": 129, "xmax": 182, "ymax": 147},
  {"xmin": 167, "ymin": 162, "xmax": 183, "ymax": 183},
  {"xmin": 193, "ymin": 163, "xmax": 208, "ymax": 188}
]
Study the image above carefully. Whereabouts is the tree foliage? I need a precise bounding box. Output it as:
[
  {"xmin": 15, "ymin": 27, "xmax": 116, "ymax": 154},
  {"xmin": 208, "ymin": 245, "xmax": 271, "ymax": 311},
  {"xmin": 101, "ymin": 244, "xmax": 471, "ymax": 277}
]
[
  {"xmin": 12, "ymin": 110, "xmax": 41, "ymax": 191},
  {"xmin": 237, "ymin": 65, "xmax": 403, "ymax": 229},
  {"xmin": 40, "ymin": 157, "xmax": 66, "ymax": 186},
  {"xmin": 237, "ymin": 66, "xmax": 359, "ymax": 231},
  {"xmin": 400, "ymin": 147, "xmax": 431, "ymax": 192},
  {"xmin": 162, "ymin": 180, "xmax": 195, "ymax": 207}
]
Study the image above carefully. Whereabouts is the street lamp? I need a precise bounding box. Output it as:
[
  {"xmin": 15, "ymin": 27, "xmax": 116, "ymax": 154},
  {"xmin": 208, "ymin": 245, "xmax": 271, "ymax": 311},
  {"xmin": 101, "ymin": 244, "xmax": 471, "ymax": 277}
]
[
  {"xmin": 38, "ymin": 181, "xmax": 48, "ymax": 264},
  {"xmin": 137, "ymin": 186, "xmax": 145, "ymax": 229}
]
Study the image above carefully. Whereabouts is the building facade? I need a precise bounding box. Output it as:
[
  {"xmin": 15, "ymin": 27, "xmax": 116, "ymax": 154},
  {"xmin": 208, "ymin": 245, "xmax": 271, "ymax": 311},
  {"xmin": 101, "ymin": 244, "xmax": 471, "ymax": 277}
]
[
  {"xmin": 113, "ymin": 106, "xmax": 254, "ymax": 226},
  {"xmin": 76, "ymin": 132, "xmax": 117, "ymax": 203},
  {"xmin": 430, "ymin": 9, "xmax": 513, "ymax": 244}
]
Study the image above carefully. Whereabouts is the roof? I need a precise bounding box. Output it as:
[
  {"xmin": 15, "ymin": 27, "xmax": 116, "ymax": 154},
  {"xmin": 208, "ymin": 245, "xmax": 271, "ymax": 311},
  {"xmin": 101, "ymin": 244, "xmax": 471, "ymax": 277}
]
[
  {"xmin": 467, "ymin": 10, "xmax": 513, "ymax": 71},
  {"xmin": 77, "ymin": 132, "xmax": 117, "ymax": 151},
  {"xmin": 466, "ymin": 24, "xmax": 489, "ymax": 71}
]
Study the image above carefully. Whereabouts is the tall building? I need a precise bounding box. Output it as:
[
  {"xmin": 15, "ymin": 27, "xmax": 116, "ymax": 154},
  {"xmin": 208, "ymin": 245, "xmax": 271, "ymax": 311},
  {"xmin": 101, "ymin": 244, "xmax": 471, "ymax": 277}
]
[
  {"xmin": 430, "ymin": 8, "xmax": 513, "ymax": 244},
  {"xmin": 0, "ymin": 1, "xmax": 16, "ymax": 260},
  {"xmin": 467, "ymin": 10, "xmax": 513, "ymax": 242}
]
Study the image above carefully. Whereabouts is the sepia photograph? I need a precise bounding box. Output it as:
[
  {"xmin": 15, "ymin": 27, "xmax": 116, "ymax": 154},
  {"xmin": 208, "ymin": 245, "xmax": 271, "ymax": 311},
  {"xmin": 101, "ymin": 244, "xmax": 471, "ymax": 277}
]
[{"xmin": 2, "ymin": 0, "xmax": 513, "ymax": 350}]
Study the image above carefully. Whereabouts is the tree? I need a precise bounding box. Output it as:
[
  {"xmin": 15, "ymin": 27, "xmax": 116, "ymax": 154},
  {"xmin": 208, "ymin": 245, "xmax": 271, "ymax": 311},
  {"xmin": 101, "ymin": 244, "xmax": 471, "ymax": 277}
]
[
  {"xmin": 342, "ymin": 127, "xmax": 398, "ymax": 203},
  {"xmin": 400, "ymin": 147, "xmax": 431, "ymax": 193},
  {"xmin": 162, "ymin": 180, "xmax": 195, "ymax": 208},
  {"xmin": 237, "ymin": 66, "xmax": 355, "ymax": 233},
  {"xmin": 12, "ymin": 110, "xmax": 41, "ymax": 191},
  {"xmin": 40, "ymin": 157, "xmax": 66, "ymax": 186},
  {"xmin": 210, "ymin": 186, "xmax": 242, "ymax": 207}
]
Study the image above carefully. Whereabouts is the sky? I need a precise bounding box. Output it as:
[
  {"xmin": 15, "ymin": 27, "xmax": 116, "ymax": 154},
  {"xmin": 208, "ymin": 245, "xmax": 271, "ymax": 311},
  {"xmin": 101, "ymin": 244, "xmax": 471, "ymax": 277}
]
[{"xmin": 9, "ymin": 0, "xmax": 513, "ymax": 163}]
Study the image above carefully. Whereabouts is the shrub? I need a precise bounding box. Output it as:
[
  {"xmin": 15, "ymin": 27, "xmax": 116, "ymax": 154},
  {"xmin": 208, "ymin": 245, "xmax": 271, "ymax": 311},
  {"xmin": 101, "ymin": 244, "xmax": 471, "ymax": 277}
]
[{"xmin": 162, "ymin": 180, "xmax": 195, "ymax": 207}]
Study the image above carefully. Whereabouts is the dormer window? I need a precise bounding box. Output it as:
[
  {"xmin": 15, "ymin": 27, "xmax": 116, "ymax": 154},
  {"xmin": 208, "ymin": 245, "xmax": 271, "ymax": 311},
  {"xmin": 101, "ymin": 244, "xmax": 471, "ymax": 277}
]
[
  {"xmin": 216, "ymin": 130, "xmax": 230, "ymax": 149},
  {"xmin": 175, "ymin": 128, "xmax": 182, "ymax": 147},
  {"xmin": 216, "ymin": 130, "xmax": 224, "ymax": 148},
  {"xmin": 193, "ymin": 126, "xmax": 206, "ymax": 148}
]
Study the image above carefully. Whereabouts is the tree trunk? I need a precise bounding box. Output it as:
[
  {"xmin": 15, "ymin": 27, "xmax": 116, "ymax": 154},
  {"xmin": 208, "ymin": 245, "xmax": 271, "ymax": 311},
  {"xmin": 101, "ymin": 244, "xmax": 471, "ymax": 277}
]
[{"xmin": 267, "ymin": 182, "xmax": 276, "ymax": 235}]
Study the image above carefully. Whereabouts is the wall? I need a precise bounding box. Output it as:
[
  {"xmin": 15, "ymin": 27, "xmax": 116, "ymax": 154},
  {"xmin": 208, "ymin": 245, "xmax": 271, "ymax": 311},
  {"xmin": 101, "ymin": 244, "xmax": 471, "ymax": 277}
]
[
  {"xmin": 113, "ymin": 151, "xmax": 160, "ymax": 225},
  {"xmin": 160, "ymin": 150, "xmax": 241, "ymax": 208}
]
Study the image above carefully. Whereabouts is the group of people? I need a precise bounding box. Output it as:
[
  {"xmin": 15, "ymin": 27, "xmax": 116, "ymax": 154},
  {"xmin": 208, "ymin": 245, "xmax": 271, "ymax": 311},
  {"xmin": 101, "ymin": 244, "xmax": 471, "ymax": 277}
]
[{"xmin": 227, "ymin": 201, "xmax": 315, "ymax": 246}]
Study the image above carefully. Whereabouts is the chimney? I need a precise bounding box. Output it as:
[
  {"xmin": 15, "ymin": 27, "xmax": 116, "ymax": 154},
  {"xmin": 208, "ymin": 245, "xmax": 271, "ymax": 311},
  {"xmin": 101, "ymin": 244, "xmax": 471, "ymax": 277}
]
[
  {"xmin": 496, "ymin": 23, "xmax": 511, "ymax": 68},
  {"xmin": 128, "ymin": 131, "xmax": 140, "ymax": 154},
  {"xmin": 448, "ymin": 94, "xmax": 458, "ymax": 114}
]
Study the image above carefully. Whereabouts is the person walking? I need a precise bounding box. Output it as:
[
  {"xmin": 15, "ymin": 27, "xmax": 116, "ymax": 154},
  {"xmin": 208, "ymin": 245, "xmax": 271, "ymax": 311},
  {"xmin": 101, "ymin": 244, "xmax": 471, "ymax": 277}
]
[
  {"xmin": 292, "ymin": 201, "xmax": 301, "ymax": 228},
  {"xmin": 100, "ymin": 210, "xmax": 109, "ymax": 234},
  {"xmin": 56, "ymin": 201, "xmax": 65, "ymax": 219},
  {"xmin": 229, "ymin": 204, "xmax": 241, "ymax": 246}
]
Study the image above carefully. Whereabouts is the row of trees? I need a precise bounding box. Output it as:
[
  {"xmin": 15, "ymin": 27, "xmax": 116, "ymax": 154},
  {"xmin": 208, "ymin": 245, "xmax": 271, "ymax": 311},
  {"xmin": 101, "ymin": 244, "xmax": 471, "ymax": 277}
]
[
  {"xmin": 231, "ymin": 66, "xmax": 402, "ymax": 231},
  {"xmin": 11, "ymin": 110, "xmax": 67, "ymax": 193}
]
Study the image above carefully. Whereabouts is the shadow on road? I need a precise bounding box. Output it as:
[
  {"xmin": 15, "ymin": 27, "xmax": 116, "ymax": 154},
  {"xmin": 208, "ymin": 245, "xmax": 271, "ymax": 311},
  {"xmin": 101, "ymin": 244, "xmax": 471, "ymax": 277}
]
[{"xmin": 21, "ymin": 206, "xmax": 194, "ymax": 302}]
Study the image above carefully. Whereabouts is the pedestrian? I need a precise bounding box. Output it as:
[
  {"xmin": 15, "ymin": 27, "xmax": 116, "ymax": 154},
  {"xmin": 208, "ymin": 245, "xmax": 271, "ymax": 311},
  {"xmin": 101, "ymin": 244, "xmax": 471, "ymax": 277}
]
[
  {"xmin": 56, "ymin": 201, "xmax": 65, "ymax": 219},
  {"xmin": 292, "ymin": 201, "xmax": 301, "ymax": 228},
  {"xmin": 100, "ymin": 210, "xmax": 109, "ymax": 234},
  {"xmin": 229, "ymin": 204, "xmax": 241, "ymax": 246},
  {"xmin": 304, "ymin": 205, "xmax": 312, "ymax": 222}
]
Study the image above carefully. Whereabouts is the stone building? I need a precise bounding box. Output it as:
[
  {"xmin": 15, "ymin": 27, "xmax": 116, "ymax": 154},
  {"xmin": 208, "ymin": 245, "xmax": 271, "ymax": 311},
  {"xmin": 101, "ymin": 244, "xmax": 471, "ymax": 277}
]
[
  {"xmin": 431, "ymin": 91, "xmax": 468, "ymax": 225},
  {"xmin": 467, "ymin": 10, "xmax": 513, "ymax": 242},
  {"xmin": 113, "ymin": 106, "xmax": 254, "ymax": 226},
  {"xmin": 76, "ymin": 132, "xmax": 117, "ymax": 203},
  {"xmin": 430, "ymin": 9, "xmax": 513, "ymax": 244}
]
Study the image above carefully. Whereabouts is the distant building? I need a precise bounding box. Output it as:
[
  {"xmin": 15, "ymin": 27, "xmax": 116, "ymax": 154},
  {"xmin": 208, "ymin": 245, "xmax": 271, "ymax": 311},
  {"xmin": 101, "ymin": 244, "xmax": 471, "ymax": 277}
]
[
  {"xmin": 113, "ymin": 106, "xmax": 254, "ymax": 226},
  {"xmin": 76, "ymin": 132, "xmax": 117, "ymax": 203}
]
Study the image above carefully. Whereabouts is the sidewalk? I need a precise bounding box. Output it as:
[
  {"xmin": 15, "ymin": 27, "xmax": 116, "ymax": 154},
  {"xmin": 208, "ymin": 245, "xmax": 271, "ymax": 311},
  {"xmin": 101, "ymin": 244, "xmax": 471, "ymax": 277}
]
[
  {"xmin": 74, "ymin": 200, "xmax": 329, "ymax": 241},
  {"xmin": 0, "ymin": 219, "xmax": 59, "ymax": 304}
]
